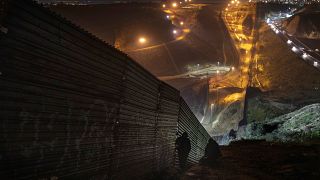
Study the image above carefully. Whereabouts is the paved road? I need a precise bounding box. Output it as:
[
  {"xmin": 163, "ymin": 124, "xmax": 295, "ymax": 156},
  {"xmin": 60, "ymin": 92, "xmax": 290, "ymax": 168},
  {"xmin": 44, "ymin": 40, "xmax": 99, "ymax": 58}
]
[{"xmin": 268, "ymin": 18, "xmax": 320, "ymax": 71}]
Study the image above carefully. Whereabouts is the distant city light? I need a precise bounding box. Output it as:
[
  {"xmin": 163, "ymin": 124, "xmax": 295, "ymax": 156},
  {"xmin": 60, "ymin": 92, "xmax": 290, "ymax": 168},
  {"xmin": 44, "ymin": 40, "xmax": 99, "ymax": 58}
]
[
  {"xmin": 166, "ymin": 15, "xmax": 170, "ymax": 19},
  {"xmin": 162, "ymin": 4, "xmax": 166, "ymax": 8},
  {"xmin": 173, "ymin": 29, "xmax": 178, "ymax": 34},
  {"xmin": 172, "ymin": 2, "xmax": 177, "ymax": 7},
  {"xmin": 314, "ymin": 61, "xmax": 318, "ymax": 67},
  {"xmin": 180, "ymin": 21, "xmax": 184, "ymax": 26},
  {"xmin": 266, "ymin": 18, "xmax": 270, "ymax": 23},
  {"xmin": 287, "ymin": 40, "xmax": 292, "ymax": 44},
  {"xmin": 292, "ymin": 46, "xmax": 298, "ymax": 52},
  {"xmin": 302, "ymin": 53, "xmax": 308, "ymax": 59},
  {"xmin": 231, "ymin": 67, "xmax": 235, "ymax": 71}
]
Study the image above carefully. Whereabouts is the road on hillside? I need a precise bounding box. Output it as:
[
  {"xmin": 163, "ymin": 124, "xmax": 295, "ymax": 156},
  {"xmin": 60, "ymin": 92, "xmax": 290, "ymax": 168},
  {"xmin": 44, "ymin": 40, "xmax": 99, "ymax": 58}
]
[
  {"xmin": 51, "ymin": 2, "xmax": 241, "ymax": 137},
  {"xmin": 267, "ymin": 17, "xmax": 320, "ymax": 71}
]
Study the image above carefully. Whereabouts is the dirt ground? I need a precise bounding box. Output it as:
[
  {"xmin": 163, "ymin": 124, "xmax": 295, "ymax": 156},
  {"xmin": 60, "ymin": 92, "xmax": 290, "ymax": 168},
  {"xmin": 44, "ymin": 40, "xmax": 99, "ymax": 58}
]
[{"xmin": 182, "ymin": 140, "xmax": 320, "ymax": 180}]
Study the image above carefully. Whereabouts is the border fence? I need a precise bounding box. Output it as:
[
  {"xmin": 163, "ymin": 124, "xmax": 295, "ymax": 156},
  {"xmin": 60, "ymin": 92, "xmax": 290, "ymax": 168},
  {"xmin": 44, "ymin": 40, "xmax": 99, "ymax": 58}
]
[{"xmin": 0, "ymin": 0, "xmax": 211, "ymax": 179}]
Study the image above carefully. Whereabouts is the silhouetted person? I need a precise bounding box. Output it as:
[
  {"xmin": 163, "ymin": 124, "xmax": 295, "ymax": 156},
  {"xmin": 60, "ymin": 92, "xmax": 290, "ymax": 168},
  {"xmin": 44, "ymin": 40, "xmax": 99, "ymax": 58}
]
[
  {"xmin": 175, "ymin": 132, "xmax": 191, "ymax": 170},
  {"xmin": 200, "ymin": 138, "xmax": 221, "ymax": 167},
  {"xmin": 229, "ymin": 129, "xmax": 237, "ymax": 140}
]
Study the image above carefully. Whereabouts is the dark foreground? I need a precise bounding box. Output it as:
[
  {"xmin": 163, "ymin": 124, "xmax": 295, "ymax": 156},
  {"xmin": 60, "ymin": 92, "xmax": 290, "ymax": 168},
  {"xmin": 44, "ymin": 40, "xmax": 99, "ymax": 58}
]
[
  {"xmin": 151, "ymin": 140, "xmax": 320, "ymax": 180},
  {"xmin": 182, "ymin": 140, "xmax": 320, "ymax": 180}
]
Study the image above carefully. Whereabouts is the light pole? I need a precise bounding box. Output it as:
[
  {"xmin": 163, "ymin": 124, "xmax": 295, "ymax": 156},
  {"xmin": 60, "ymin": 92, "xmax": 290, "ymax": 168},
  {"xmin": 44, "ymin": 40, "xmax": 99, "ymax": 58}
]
[{"xmin": 216, "ymin": 61, "xmax": 220, "ymax": 107}]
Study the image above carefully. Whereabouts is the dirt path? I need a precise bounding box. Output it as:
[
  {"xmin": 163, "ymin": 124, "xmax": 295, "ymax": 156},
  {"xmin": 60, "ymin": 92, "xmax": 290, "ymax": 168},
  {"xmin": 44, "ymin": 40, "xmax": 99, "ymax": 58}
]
[{"xmin": 182, "ymin": 140, "xmax": 320, "ymax": 180}]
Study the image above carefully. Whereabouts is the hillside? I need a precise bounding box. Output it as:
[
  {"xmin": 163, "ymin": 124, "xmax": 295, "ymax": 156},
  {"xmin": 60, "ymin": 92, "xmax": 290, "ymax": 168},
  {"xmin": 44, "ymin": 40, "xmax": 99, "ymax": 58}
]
[{"xmin": 283, "ymin": 5, "xmax": 320, "ymax": 39}]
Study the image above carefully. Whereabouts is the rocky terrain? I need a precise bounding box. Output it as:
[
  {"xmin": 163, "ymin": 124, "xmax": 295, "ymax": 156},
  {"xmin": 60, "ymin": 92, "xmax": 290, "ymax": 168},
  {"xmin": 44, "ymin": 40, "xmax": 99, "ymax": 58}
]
[{"xmin": 239, "ymin": 103, "xmax": 320, "ymax": 142}]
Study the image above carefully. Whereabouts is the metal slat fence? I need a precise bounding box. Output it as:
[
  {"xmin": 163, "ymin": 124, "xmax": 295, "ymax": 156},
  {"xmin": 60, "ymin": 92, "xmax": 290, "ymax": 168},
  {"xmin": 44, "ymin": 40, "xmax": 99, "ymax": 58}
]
[
  {"xmin": 177, "ymin": 98, "xmax": 211, "ymax": 165},
  {"xmin": 0, "ymin": 0, "xmax": 211, "ymax": 179}
]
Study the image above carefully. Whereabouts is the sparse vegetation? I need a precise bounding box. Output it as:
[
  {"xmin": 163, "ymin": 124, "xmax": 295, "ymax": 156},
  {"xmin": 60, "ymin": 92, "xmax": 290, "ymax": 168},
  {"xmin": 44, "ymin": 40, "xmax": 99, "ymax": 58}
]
[{"xmin": 239, "ymin": 104, "xmax": 320, "ymax": 142}]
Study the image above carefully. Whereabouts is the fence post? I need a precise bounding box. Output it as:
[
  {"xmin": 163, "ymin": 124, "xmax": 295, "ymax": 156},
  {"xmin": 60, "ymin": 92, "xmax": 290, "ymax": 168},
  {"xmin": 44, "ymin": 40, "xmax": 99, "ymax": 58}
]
[
  {"xmin": 109, "ymin": 58, "xmax": 128, "ymax": 179},
  {"xmin": 153, "ymin": 83, "xmax": 160, "ymax": 171},
  {"xmin": 174, "ymin": 97, "xmax": 182, "ymax": 168}
]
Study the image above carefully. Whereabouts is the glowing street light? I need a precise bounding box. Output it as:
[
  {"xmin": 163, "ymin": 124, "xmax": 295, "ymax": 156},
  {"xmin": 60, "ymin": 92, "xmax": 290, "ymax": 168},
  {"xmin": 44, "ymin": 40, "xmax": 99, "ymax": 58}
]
[
  {"xmin": 314, "ymin": 61, "xmax": 318, "ymax": 67},
  {"xmin": 180, "ymin": 21, "xmax": 184, "ymax": 26},
  {"xmin": 287, "ymin": 40, "xmax": 292, "ymax": 44},
  {"xmin": 173, "ymin": 29, "xmax": 178, "ymax": 34},
  {"xmin": 231, "ymin": 66, "xmax": 235, "ymax": 71},
  {"xmin": 172, "ymin": 2, "xmax": 177, "ymax": 8},
  {"xmin": 166, "ymin": 15, "xmax": 170, "ymax": 19},
  {"xmin": 162, "ymin": 4, "xmax": 166, "ymax": 8},
  {"xmin": 138, "ymin": 37, "xmax": 147, "ymax": 44}
]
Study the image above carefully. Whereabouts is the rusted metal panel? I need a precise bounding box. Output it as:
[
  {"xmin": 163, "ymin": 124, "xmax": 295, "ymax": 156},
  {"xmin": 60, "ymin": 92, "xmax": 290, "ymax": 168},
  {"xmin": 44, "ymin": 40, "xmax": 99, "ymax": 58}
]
[
  {"xmin": 0, "ymin": 79, "xmax": 117, "ymax": 179},
  {"xmin": 155, "ymin": 82, "xmax": 180, "ymax": 170},
  {"xmin": 0, "ymin": 0, "xmax": 121, "ymax": 179},
  {"xmin": 159, "ymin": 81, "xmax": 180, "ymax": 102}
]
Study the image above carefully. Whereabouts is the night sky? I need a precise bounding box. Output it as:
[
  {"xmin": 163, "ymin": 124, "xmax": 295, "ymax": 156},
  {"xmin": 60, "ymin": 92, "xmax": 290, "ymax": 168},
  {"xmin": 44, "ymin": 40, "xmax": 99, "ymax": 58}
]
[{"xmin": 37, "ymin": 0, "xmax": 163, "ymax": 4}]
